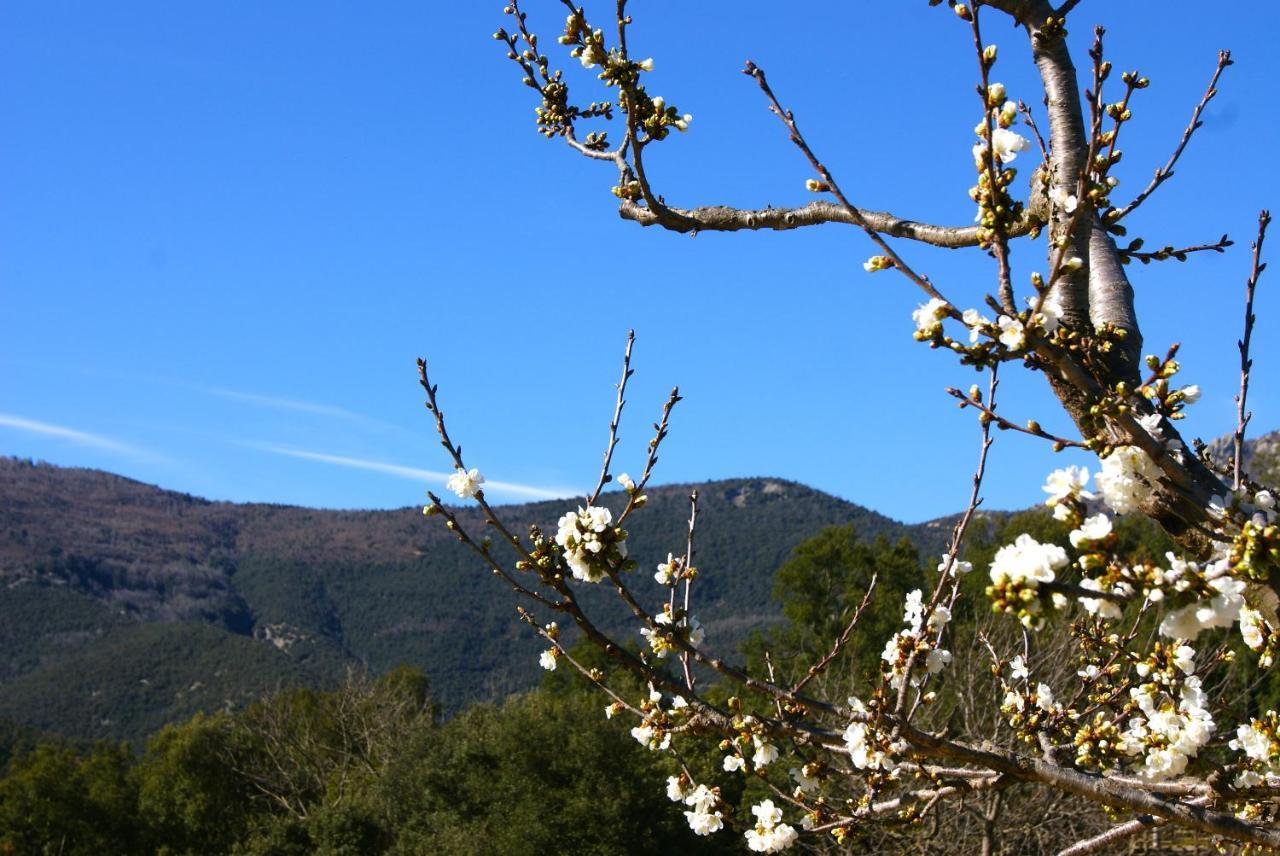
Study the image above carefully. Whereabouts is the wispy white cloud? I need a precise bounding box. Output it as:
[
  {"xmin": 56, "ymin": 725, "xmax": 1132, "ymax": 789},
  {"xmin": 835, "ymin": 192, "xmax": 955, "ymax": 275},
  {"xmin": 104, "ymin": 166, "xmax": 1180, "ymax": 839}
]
[
  {"xmin": 0, "ymin": 413, "xmax": 150, "ymax": 458},
  {"xmin": 205, "ymin": 387, "xmax": 366, "ymax": 421},
  {"xmin": 252, "ymin": 444, "xmax": 571, "ymax": 501}
]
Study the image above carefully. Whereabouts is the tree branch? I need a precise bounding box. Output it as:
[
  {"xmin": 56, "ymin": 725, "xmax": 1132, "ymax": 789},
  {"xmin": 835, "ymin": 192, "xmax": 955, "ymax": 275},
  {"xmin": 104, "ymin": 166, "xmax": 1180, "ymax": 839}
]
[{"xmin": 618, "ymin": 199, "xmax": 1041, "ymax": 246}]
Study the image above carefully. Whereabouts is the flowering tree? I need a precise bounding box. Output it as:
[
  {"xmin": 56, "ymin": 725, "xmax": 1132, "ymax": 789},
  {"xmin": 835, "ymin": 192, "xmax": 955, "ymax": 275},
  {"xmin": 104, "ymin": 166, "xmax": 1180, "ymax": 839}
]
[{"xmin": 418, "ymin": 1, "xmax": 1279, "ymax": 851}]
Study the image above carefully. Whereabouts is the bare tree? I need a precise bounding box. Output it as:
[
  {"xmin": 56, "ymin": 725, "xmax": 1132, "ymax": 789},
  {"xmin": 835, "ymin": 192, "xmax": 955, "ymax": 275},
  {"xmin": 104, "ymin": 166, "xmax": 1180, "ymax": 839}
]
[{"xmin": 417, "ymin": 2, "xmax": 1280, "ymax": 852}]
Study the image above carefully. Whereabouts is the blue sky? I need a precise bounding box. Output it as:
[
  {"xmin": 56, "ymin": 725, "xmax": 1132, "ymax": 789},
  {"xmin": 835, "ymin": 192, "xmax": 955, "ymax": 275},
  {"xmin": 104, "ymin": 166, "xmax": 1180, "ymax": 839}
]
[{"xmin": 2, "ymin": 2, "xmax": 1277, "ymax": 522}]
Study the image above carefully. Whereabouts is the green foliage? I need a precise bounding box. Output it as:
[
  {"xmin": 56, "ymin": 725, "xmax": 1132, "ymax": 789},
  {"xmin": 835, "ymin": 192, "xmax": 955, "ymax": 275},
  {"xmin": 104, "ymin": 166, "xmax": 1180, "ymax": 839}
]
[
  {"xmin": 0, "ymin": 666, "xmax": 735, "ymax": 855},
  {"xmin": 742, "ymin": 526, "xmax": 925, "ymax": 690},
  {"xmin": 134, "ymin": 713, "xmax": 248, "ymax": 855},
  {"xmin": 0, "ymin": 741, "xmax": 141, "ymax": 855}
]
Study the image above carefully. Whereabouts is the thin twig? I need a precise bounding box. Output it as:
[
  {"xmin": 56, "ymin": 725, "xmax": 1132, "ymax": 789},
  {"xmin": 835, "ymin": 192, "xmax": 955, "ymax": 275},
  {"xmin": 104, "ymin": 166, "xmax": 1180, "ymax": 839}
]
[
  {"xmin": 946, "ymin": 387, "xmax": 1085, "ymax": 449},
  {"xmin": 1056, "ymin": 797, "xmax": 1208, "ymax": 856},
  {"xmin": 1119, "ymin": 234, "xmax": 1232, "ymax": 265},
  {"xmin": 742, "ymin": 60, "xmax": 951, "ymax": 309},
  {"xmin": 1110, "ymin": 50, "xmax": 1233, "ymax": 224},
  {"xmin": 792, "ymin": 573, "xmax": 878, "ymax": 695},
  {"xmin": 1234, "ymin": 209, "xmax": 1271, "ymax": 489},
  {"xmin": 587, "ymin": 329, "xmax": 635, "ymax": 506},
  {"xmin": 680, "ymin": 489, "xmax": 699, "ymax": 691}
]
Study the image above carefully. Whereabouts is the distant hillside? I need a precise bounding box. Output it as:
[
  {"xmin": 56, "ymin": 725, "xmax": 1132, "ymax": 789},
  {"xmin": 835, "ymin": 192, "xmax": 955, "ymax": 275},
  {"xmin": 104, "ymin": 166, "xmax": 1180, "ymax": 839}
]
[
  {"xmin": 0, "ymin": 459, "xmax": 910, "ymax": 742},
  {"xmin": 4, "ymin": 429, "xmax": 1274, "ymax": 744}
]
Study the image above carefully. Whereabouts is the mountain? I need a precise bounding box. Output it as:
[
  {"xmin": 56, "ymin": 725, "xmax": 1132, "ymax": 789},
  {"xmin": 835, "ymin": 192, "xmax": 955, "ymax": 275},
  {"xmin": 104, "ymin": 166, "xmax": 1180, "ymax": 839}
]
[
  {"xmin": 5, "ymin": 429, "xmax": 1274, "ymax": 744},
  {"xmin": 0, "ymin": 459, "xmax": 912, "ymax": 743}
]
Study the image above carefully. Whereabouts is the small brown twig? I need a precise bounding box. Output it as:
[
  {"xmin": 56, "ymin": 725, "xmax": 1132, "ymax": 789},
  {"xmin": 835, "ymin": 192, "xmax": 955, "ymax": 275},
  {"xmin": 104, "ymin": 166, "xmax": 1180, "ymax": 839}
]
[
  {"xmin": 947, "ymin": 387, "xmax": 1086, "ymax": 450},
  {"xmin": 1234, "ymin": 209, "xmax": 1271, "ymax": 489},
  {"xmin": 792, "ymin": 573, "xmax": 878, "ymax": 695},
  {"xmin": 1119, "ymin": 234, "xmax": 1232, "ymax": 265},
  {"xmin": 742, "ymin": 60, "xmax": 952, "ymax": 310},
  {"xmin": 587, "ymin": 330, "xmax": 635, "ymax": 506},
  {"xmin": 1110, "ymin": 50, "xmax": 1233, "ymax": 224},
  {"xmin": 680, "ymin": 489, "xmax": 699, "ymax": 692},
  {"xmin": 1018, "ymin": 100, "xmax": 1050, "ymax": 164}
]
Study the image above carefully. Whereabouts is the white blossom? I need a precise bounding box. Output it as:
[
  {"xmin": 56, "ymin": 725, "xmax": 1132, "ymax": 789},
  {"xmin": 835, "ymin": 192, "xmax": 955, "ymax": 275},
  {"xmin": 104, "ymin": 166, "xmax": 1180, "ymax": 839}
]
[
  {"xmin": 996, "ymin": 315, "xmax": 1025, "ymax": 350},
  {"xmin": 685, "ymin": 808, "xmax": 724, "ymax": 836},
  {"xmin": 723, "ymin": 754, "xmax": 745, "ymax": 772},
  {"xmin": 939, "ymin": 556, "xmax": 973, "ymax": 577},
  {"xmin": 962, "ymin": 308, "xmax": 991, "ymax": 344},
  {"xmin": 752, "ymin": 736, "xmax": 779, "ymax": 768},
  {"xmin": 1158, "ymin": 564, "xmax": 1245, "ymax": 640},
  {"xmin": 1095, "ymin": 446, "xmax": 1160, "ymax": 515},
  {"xmin": 446, "ymin": 467, "xmax": 484, "ymax": 499},
  {"xmin": 790, "ymin": 766, "xmax": 819, "ymax": 793},
  {"xmin": 1043, "ymin": 465, "xmax": 1095, "ymax": 506},
  {"xmin": 974, "ymin": 127, "xmax": 1031, "ymax": 167},
  {"xmin": 989, "ymin": 534, "xmax": 1068, "ymax": 587},
  {"xmin": 538, "ymin": 649, "xmax": 557, "ymax": 671},
  {"xmin": 1241, "ymin": 606, "xmax": 1267, "ymax": 651},
  {"xmin": 913, "ymin": 297, "xmax": 948, "ymax": 333},
  {"xmin": 666, "ymin": 776, "xmax": 690, "ymax": 802},
  {"xmin": 654, "ymin": 553, "xmax": 679, "ymax": 585},
  {"xmin": 1010, "ymin": 655, "xmax": 1029, "ymax": 681},
  {"xmin": 684, "ymin": 784, "xmax": 718, "ymax": 814},
  {"xmin": 1070, "ymin": 513, "xmax": 1113, "ymax": 548},
  {"xmin": 745, "ymin": 800, "xmax": 799, "ymax": 852},
  {"xmin": 1049, "ymin": 186, "xmax": 1078, "ymax": 213},
  {"xmin": 1078, "ymin": 577, "xmax": 1123, "ymax": 620},
  {"xmin": 555, "ymin": 505, "xmax": 621, "ymax": 583}
]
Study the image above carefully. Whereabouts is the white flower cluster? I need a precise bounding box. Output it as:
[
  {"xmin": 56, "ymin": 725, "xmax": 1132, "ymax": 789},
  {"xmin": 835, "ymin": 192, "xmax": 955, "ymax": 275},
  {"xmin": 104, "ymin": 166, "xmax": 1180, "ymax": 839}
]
[
  {"xmin": 988, "ymin": 534, "xmax": 1069, "ymax": 626},
  {"xmin": 1042, "ymin": 465, "xmax": 1094, "ymax": 520},
  {"xmin": 1157, "ymin": 556, "xmax": 1246, "ymax": 640},
  {"xmin": 1095, "ymin": 446, "xmax": 1160, "ymax": 515},
  {"xmin": 971, "ymin": 100, "xmax": 1030, "ymax": 169},
  {"xmin": 843, "ymin": 696, "xmax": 902, "ymax": 772},
  {"xmin": 666, "ymin": 779, "xmax": 724, "ymax": 836},
  {"xmin": 880, "ymin": 590, "xmax": 952, "ymax": 690},
  {"xmin": 912, "ymin": 297, "xmax": 949, "ymax": 335},
  {"xmin": 1239, "ymin": 606, "xmax": 1277, "ymax": 666},
  {"xmin": 937, "ymin": 555, "xmax": 973, "ymax": 578},
  {"xmin": 640, "ymin": 606, "xmax": 705, "ymax": 658},
  {"xmin": 555, "ymin": 505, "xmax": 627, "ymax": 583},
  {"xmin": 538, "ymin": 649, "xmax": 558, "ymax": 671},
  {"xmin": 745, "ymin": 799, "xmax": 798, "ymax": 853},
  {"xmin": 1135, "ymin": 412, "xmax": 1185, "ymax": 463},
  {"xmin": 446, "ymin": 467, "xmax": 484, "ymax": 499},
  {"xmin": 1230, "ymin": 712, "xmax": 1280, "ymax": 789},
  {"xmin": 1210, "ymin": 487, "xmax": 1277, "ymax": 528},
  {"xmin": 1119, "ymin": 671, "xmax": 1214, "ymax": 781},
  {"xmin": 629, "ymin": 684, "xmax": 684, "ymax": 752},
  {"xmin": 1049, "ymin": 186, "xmax": 1078, "ymax": 213},
  {"xmin": 654, "ymin": 552, "xmax": 691, "ymax": 586}
]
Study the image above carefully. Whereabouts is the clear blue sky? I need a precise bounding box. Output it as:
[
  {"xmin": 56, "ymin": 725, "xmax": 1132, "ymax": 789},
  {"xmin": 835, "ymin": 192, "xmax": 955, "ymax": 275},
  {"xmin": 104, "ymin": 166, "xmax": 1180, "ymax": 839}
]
[{"xmin": 3, "ymin": 2, "xmax": 1277, "ymax": 522}]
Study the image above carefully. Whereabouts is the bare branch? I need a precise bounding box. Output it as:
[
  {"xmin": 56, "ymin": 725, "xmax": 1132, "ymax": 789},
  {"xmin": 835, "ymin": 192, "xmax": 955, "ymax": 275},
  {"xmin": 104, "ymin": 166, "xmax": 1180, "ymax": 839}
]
[
  {"xmin": 1235, "ymin": 209, "xmax": 1272, "ymax": 488},
  {"xmin": 587, "ymin": 330, "xmax": 635, "ymax": 506},
  {"xmin": 742, "ymin": 60, "xmax": 950, "ymax": 308},
  {"xmin": 1056, "ymin": 798, "xmax": 1207, "ymax": 856},
  {"xmin": 1109, "ymin": 50, "xmax": 1233, "ymax": 224},
  {"xmin": 1119, "ymin": 234, "xmax": 1233, "ymax": 265},
  {"xmin": 618, "ymin": 198, "xmax": 1042, "ymax": 246}
]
